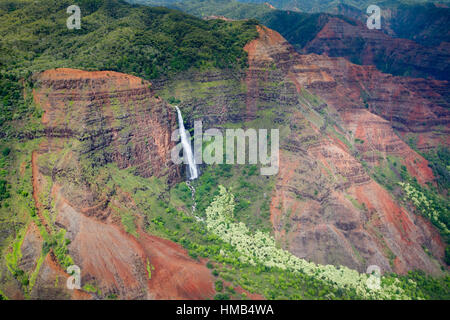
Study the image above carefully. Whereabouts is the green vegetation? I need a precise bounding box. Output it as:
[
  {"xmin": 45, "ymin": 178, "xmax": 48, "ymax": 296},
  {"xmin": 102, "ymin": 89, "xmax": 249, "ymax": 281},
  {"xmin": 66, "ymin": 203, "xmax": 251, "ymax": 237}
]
[
  {"xmin": 201, "ymin": 185, "xmax": 449, "ymax": 300},
  {"xmin": 83, "ymin": 283, "xmax": 102, "ymax": 296},
  {"xmin": 389, "ymin": 2, "xmax": 450, "ymax": 47},
  {"xmin": 0, "ymin": 139, "xmax": 41, "ymax": 297},
  {"xmin": 446, "ymin": 247, "xmax": 450, "ymax": 266},
  {"xmin": 371, "ymin": 155, "xmax": 402, "ymax": 192},
  {"xmin": 399, "ymin": 179, "xmax": 449, "ymax": 243},
  {"xmin": 423, "ymin": 146, "xmax": 450, "ymax": 192},
  {"xmin": 0, "ymin": 1, "xmax": 260, "ymax": 298},
  {"xmin": 402, "ymin": 138, "xmax": 450, "ymax": 248},
  {"xmin": 367, "ymin": 154, "xmax": 450, "ymax": 267},
  {"xmin": 0, "ymin": 0, "xmax": 258, "ymax": 78},
  {"xmin": 146, "ymin": 258, "xmax": 155, "ymax": 279},
  {"xmin": 0, "ymin": 174, "xmax": 10, "ymax": 204},
  {"xmin": 205, "ymin": 186, "xmax": 409, "ymax": 299},
  {"xmin": 98, "ymin": 163, "xmax": 353, "ymax": 300},
  {"xmin": 0, "ymin": 289, "xmax": 7, "ymax": 300},
  {"xmin": 43, "ymin": 229, "xmax": 74, "ymax": 269},
  {"xmin": 131, "ymin": 0, "xmax": 273, "ymax": 20},
  {"xmin": 132, "ymin": 0, "xmax": 326, "ymax": 50},
  {"xmin": 216, "ymin": 0, "xmax": 449, "ymax": 13},
  {"xmin": 193, "ymin": 163, "xmax": 275, "ymax": 233},
  {"xmin": 0, "ymin": 138, "xmax": 78, "ymax": 297},
  {"xmin": 0, "ymin": 74, "xmax": 25, "ymax": 128},
  {"xmin": 0, "ymin": 0, "xmax": 258, "ymax": 136},
  {"xmin": 214, "ymin": 293, "xmax": 230, "ymax": 300},
  {"xmin": 0, "ymin": 0, "xmax": 448, "ymax": 301},
  {"xmin": 215, "ymin": 280, "xmax": 224, "ymax": 292},
  {"xmin": 131, "ymin": 0, "xmax": 450, "ymax": 80},
  {"xmin": 398, "ymin": 175, "xmax": 450, "ymax": 267},
  {"xmin": 22, "ymin": 138, "xmax": 446, "ymax": 300}
]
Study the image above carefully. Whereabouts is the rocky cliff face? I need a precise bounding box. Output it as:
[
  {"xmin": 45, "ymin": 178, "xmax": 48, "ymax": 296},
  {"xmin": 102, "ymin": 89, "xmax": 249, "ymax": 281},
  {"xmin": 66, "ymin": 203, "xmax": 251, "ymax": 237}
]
[
  {"xmin": 293, "ymin": 41, "xmax": 449, "ymax": 153},
  {"xmin": 330, "ymin": 3, "xmax": 450, "ymax": 48},
  {"xmin": 8, "ymin": 68, "xmax": 215, "ymax": 300},
  {"xmin": 302, "ymin": 17, "xmax": 450, "ymax": 81},
  {"xmin": 148, "ymin": 24, "xmax": 447, "ymax": 276},
  {"xmin": 33, "ymin": 68, "xmax": 180, "ymax": 182},
  {"xmin": 244, "ymin": 26, "xmax": 447, "ymax": 275}
]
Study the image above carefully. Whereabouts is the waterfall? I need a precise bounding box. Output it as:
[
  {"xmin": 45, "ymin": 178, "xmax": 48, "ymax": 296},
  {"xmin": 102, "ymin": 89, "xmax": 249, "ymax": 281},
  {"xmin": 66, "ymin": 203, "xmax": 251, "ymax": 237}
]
[
  {"xmin": 186, "ymin": 180, "xmax": 197, "ymax": 214},
  {"xmin": 175, "ymin": 106, "xmax": 201, "ymax": 220},
  {"xmin": 175, "ymin": 106, "xmax": 198, "ymax": 180}
]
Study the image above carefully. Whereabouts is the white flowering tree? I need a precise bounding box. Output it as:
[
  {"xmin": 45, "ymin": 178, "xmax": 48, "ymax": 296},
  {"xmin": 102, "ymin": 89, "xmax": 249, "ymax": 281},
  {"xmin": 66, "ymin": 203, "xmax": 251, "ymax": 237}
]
[
  {"xmin": 399, "ymin": 182, "xmax": 449, "ymax": 235},
  {"xmin": 206, "ymin": 185, "xmax": 411, "ymax": 300}
]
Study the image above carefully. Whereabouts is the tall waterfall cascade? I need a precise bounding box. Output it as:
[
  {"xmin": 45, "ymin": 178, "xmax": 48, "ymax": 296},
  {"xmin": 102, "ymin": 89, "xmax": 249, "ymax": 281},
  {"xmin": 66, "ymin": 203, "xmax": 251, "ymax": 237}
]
[
  {"xmin": 175, "ymin": 106, "xmax": 198, "ymax": 180},
  {"xmin": 175, "ymin": 106, "xmax": 202, "ymax": 220}
]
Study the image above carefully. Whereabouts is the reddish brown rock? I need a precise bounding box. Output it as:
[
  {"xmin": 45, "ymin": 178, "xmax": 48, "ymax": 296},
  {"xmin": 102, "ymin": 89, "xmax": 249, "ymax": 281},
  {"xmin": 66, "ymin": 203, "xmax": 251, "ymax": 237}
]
[
  {"xmin": 247, "ymin": 26, "xmax": 447, "ymax": 275},
  {"xmin": 303, "ymin": 17, "xmax": 450, "ymax": 81},
  {"xmin": 54, "ymin": 195, "xmax": 214, "ymax": 300},
  {"xmin": 34, "ymin": 68, "xmax": 180, "ymax": 182},
  {"xmin": 25, "ymin": 69, "xmax": 214, "ymax": 300}
]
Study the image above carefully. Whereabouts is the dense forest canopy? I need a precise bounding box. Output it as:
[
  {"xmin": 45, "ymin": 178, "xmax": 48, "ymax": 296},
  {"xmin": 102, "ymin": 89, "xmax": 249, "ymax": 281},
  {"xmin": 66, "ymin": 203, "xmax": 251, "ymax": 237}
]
[{"xmin": 0, "ymin": 0, "xmax": 258, "ymax": 133}]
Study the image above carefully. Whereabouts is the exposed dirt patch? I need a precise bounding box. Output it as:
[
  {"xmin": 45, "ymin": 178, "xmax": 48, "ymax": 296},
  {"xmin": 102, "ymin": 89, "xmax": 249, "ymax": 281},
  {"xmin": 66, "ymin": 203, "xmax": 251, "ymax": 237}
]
[{"xmin": 54, "ymin": 191, "xmax": 215, "ymax": 300}]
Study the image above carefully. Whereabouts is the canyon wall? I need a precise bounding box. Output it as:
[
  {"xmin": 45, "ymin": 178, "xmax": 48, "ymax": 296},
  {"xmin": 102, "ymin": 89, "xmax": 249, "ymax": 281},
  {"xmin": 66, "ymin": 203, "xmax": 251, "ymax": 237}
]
[
  {"xmin": 6, "ymin": 69, "xmax": 214, "ymax": 299},
  {"xmin": 244, "ymin": 26, "xmax": 447, "ymax": 275}
]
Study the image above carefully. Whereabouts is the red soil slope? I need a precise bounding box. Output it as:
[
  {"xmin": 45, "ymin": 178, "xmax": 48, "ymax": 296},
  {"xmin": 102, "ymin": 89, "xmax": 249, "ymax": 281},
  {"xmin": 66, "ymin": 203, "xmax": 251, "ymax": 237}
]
[
  {"xmin": 25, "ymin": 69, "xmax": 215, "ymax": 299},
  {"xmin": 246, "ymin": 26, "xmax": 446, "ymax": 275}
]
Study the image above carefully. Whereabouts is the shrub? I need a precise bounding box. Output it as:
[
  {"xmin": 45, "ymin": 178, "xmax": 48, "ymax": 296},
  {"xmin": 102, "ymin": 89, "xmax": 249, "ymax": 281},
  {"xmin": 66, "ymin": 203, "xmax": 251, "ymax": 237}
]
[
  {"xmin": 215, "ymin": 280, "xmax": 224, "ymax": 292},
  {"xmin": 445, "ymin": 247, "xmax": 450, "ymax": 266},
  {"xmin": 189, "ymin": 251, "xmax": 198, "ymax": 260},
  {"xmin": 214, "ymin": 293, "xmax": 230, "ymax": 300},
  {"xmin": 0, "ymin": 180, "xmax": 10, "ymax": 201},
  {"xmin": 1, "ymin": 147, "xmax": 10, "ymax": 157},
  {"xmin": 205, "ymin": 185, "xmax": 409, "ymax": 299}
]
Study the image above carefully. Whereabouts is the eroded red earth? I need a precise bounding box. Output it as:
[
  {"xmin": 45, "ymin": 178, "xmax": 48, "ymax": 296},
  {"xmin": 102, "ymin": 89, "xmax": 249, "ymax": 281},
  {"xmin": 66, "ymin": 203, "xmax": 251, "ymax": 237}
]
[
  {"xmin": 20, "ymin": 69, "xmax": 216, "ymax": 299},
  {"xmin": 246, "ymin": 26, "xmax": 447, "ymax": 275}
]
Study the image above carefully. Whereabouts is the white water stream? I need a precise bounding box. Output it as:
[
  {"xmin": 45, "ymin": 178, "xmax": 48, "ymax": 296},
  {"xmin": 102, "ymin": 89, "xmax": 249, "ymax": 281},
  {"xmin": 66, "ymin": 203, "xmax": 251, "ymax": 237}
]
[
  {"xmin": 175, "ymin": 106, "xmax": 202, "ymax": 220},
  {"xmin": 175, "ymin": 106, "xmax": 198, "ymax": 180}
]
